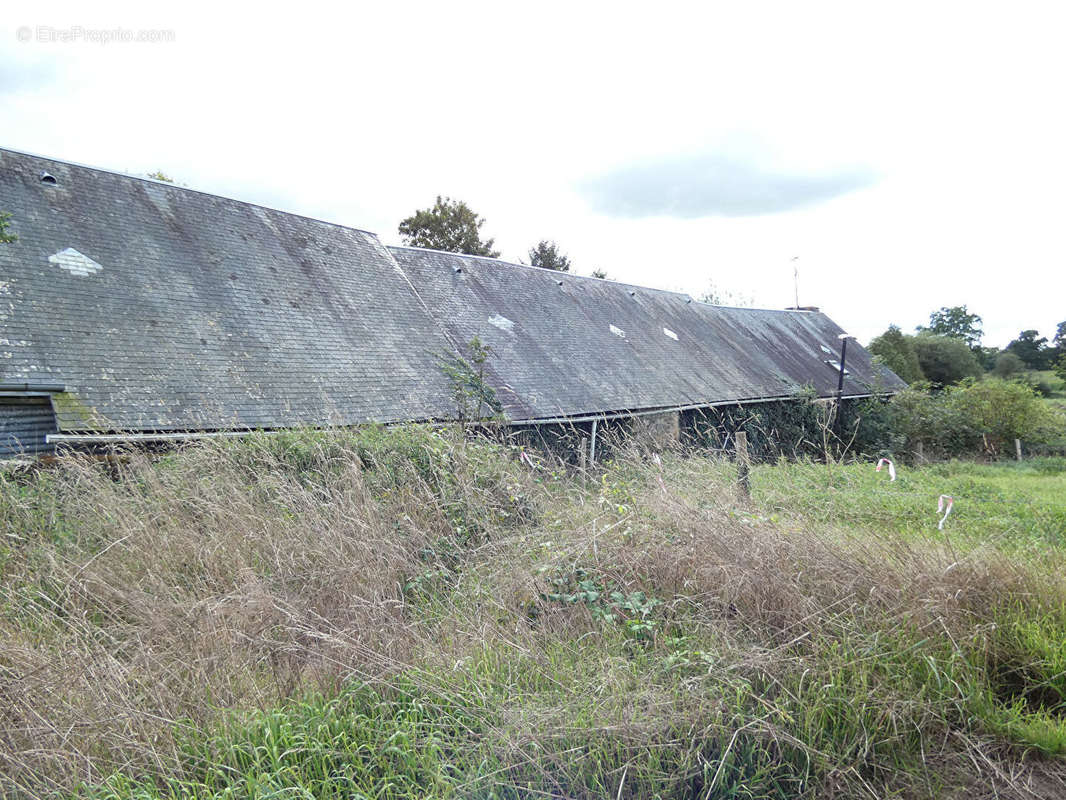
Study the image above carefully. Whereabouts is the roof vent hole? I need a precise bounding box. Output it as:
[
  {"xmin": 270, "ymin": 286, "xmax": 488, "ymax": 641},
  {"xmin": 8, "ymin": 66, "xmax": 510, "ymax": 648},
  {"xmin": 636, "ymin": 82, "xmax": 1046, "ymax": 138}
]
[
  {"xmin": 628, "ymin": 290, "xmax": 636, "ymax": 296},
  {"xmin": 453, "ymin": 266, "xmax": 462, "ymax": 274},
  {"xmin": 40, "ymin": 171, "xmax": 58, "ymax": 185},
  {"xmin": 556, "ymin": 279, "xmax": 564, "ymax": 286}
]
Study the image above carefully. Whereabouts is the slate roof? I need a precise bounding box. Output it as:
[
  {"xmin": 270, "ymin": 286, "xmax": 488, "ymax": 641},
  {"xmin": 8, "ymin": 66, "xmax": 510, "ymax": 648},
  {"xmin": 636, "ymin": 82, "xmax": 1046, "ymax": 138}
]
[
  {"xmin": 0, "ymin": 149, "xmax": 458, "ymax": 431},
  {"xmin": 0, "ymin": 147, "xmax": 903, "ymax": 438},
  {"xmin": 389, "ymin": 248, "xmax": 904, "ymax": 422}
]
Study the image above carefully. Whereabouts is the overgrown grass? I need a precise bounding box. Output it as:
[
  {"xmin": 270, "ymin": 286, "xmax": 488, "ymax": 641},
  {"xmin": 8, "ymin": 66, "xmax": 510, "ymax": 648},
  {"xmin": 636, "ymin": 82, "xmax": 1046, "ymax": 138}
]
[{"xmin": 2, "ymin": 429, "xmax": 1066, "ymax": 798}]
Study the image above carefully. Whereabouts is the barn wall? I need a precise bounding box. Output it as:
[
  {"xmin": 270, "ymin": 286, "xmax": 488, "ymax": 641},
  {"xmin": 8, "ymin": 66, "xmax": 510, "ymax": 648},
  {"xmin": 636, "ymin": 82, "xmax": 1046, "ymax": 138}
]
[
  {"xmin": 0, "ymin": 396, "xmax": 57, "ymax": 458},
  {"xmin": 630, "ymin": 410, "xmax": 681, "ymax": 450}
]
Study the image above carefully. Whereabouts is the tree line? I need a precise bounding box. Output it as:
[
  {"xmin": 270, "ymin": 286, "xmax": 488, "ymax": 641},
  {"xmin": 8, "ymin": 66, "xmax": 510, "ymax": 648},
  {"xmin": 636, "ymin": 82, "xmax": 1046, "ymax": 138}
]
[{"xmin": 870, "ymin": 306, "xmax": 1066, "ymax": 392}]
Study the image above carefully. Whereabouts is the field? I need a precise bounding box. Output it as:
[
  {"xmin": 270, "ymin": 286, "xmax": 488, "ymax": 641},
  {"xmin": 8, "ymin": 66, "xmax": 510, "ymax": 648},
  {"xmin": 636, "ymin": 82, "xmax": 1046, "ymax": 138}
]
[{"xmin": 2, "ymin": 428, "xmax": 1066, "ymax": 799}]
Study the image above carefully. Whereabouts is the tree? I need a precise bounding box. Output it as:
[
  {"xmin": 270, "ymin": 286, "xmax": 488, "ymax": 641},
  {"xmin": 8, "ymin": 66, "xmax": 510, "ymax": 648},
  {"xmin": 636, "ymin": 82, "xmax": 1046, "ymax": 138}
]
[
  {"xmin": 918, "ymin": 305, "xmax": 983, "ymax": 350},
  {"xmin": 868, "ymin": 326, "xmax": 924, "ymax": 383},
  {"xmin": 1004, "ymin": 329, "xmax": 1053, "ymax": 371},
  {"xmin": 147, "ymin": 170, "xmax": 174, "ymax": 183},
  {"xmin": 974, "ymin": 346, "xmax": 1001, "ymax": 371},
  {"xmin": 1052, "ymin": 321, "xmax": 1066, "ymax": 369},
  {"xmin": 698, "ymin": 280, "xmax": 754, "ymax": 307},
  {"xmin": 527, "ymin": 240, "xmax": 571, "ymax": 272},
  {"xmin": 0, "ymin": 211, "xmax": 16, "ymax": 243},
  {"xmin": 911, "ymin": 334, "xmax": 983, "ymax": 386},
  {"xmin": 992, "ymin": 351, "xmax": 1026, "ymax": 379},
  {"xmin": 591, "ymin": 268, "xmax": 608, "ymax": 279},
  {"xmin": 398, "ymin": 196, "xmax": 499, "ymax": 258},
  {"xmin": 437, "ymin": 336, "xmax": 502, "ymax": 424}
]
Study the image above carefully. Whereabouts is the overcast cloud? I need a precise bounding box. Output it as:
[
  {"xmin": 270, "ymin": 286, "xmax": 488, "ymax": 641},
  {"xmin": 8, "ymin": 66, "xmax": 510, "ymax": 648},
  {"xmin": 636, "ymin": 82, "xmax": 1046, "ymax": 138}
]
[
  {"xmin": 580, "ymin": 151, "xmax": 877, "ymax": 218},
  {"xmin": 0, "ymin": 1, "xmax": 1063, "ymax": 347}
]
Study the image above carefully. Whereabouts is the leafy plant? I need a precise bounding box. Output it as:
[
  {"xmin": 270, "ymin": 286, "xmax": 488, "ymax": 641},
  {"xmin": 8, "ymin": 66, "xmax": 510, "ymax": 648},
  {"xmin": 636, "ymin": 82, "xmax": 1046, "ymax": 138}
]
[
  {"xmin": 541, "ymin": 566, "xmax": 662, "ymax": 639},
  {"xmin": 0, "ymin": 211, "xmax": 17, "ymax": 243},
  {"xmin": 438, "ymin": 336, "xmax": 503, "ymax": 424}
]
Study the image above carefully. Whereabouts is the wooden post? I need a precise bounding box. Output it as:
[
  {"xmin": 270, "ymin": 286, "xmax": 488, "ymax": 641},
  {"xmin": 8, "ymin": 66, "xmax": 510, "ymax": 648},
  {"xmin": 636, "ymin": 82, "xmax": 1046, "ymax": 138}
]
[
  {"xmin": 1015, "ymin": 438, "xmax": 1023, "ymax": 462},
  {"xmin": 735, "ymin": 431, "xmax": 750, "ymax": 498}
]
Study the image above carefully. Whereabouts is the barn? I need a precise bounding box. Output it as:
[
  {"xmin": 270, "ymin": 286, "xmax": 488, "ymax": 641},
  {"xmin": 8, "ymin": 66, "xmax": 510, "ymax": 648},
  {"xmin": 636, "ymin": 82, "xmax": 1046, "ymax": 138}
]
[{"xmin": 0, "ymin": 149, "xmax": 903, "ymax": 457}]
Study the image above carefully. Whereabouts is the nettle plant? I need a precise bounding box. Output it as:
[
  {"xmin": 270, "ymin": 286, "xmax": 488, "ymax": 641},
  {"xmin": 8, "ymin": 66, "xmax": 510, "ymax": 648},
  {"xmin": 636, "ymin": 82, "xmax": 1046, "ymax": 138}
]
[{"xmin": 541, "ymin": 566, "xmax": 663, "ymax": 640}]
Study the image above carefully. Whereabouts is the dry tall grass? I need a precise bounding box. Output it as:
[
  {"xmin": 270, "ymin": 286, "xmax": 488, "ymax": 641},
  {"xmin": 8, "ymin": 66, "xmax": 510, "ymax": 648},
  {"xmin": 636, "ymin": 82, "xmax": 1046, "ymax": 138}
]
[{"xmin": 1, "ymin": 428, "xmax": 1064, "ymax": 798}]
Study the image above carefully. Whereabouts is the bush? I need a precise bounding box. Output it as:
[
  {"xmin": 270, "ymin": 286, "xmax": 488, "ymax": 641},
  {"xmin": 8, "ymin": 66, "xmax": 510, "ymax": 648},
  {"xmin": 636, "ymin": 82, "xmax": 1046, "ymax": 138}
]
[
  {"xmin": 688, "ymin": 390, "xmax": 828, "ymax": 461},
  {"xmin": 946, "ymin": 378, "xmax": 1063, "ymax": 454},
  {"xmin": 886, "ymin": 382, "xmax": 978, "ymax": 458},
  {"xmin": 887, "ymin": 378, "xmax": 1066, "ymax": 459},
  {"xmin": 686, "ymin": 391, "xmax": 899, "ymax": 461}
]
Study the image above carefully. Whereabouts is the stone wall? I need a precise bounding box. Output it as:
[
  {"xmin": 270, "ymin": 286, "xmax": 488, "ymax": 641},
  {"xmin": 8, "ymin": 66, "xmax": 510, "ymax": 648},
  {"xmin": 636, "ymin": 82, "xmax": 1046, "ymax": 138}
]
[{"xmin": 630, "ymin": 410, "xmax": 680, "ymax": 450}]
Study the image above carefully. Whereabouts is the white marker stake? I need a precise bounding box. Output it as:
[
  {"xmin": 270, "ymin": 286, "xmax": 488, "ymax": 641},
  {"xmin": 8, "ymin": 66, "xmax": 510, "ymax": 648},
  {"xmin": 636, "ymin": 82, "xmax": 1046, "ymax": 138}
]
[
  {"xmin": 652, "ymin": 452, "xmax": 666, "ymax": 493},
  {"xmin": 876, "ymin": 458, "xmax": 896, "ymax": 481},
  {"xmin": 937, "ymin": 495, "xmax": 954, "ymax": 530}
]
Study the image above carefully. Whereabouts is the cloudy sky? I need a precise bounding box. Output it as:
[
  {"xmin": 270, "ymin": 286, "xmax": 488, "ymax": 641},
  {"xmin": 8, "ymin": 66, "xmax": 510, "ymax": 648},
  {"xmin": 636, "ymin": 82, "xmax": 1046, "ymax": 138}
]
[{"xmin": 3, "ymin": 2, "xmax": 1064, "ymax": 347}]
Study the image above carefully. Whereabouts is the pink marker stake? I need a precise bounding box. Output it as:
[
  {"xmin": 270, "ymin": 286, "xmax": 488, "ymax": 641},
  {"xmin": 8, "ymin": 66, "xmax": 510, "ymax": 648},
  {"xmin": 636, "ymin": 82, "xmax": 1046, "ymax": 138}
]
[
  {"xmin": 875, "ymin": 458, "xmax": 896, "ymax": 481},
  {"xmin": 937, "ymin": 495, "xmax": 954, "ymax": 530}
]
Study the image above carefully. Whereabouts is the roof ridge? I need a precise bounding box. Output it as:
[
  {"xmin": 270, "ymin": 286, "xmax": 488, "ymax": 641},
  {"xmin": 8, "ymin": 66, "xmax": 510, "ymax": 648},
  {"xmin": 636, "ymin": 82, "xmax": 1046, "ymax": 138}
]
[
  {"xmin": 387, "ymin": 244, "xmax": 695, "ymax": 300},
  {"xmin": 387, "ymin": 244, "xmax": 819, "ymax": 313}
]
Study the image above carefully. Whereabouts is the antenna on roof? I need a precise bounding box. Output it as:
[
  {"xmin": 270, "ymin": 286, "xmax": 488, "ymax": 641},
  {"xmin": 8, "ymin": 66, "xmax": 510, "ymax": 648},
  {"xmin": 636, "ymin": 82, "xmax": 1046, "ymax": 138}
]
[{"xmin": 791, "ymin": 256, "xmax": 799, "ymax": 309}]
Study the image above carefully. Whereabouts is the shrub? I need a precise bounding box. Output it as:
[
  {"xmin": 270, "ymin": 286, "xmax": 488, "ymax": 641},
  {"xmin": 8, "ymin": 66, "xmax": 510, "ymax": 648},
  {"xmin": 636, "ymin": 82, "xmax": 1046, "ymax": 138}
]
[
  {"xmin": 688, "ymin": 389, "xmax": 831, "ymax": 462},
  {"xmin": 886, "ymin": 382, "xmax": 978, "ymax": 458},
  {"xmin": 886, "ymin": 378, "xmax": 1066, "ymax": 459},
  {"xmin": 946, "ymin": 378, "xmax": 1064, "ymax": 455}
]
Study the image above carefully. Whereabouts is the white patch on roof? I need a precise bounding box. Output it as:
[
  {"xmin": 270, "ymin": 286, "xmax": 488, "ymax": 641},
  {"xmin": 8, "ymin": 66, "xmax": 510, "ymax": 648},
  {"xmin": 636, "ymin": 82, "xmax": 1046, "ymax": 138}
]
[
  {"xmin": 610, "ymin": 324, "xmax": 626, "ymax": 338},
  {"xmin": 488, "ymin": 314, "xmax": 514, "ymax": 332},
  {"xmin": 48, "ymin": 248, "xmax": 102, "ymax": 277},
  {"xmin": 663, "ymin": 327, "xmax": 678, "ymax": 340},
  {"xmin": 820, "ymin": 345, "xmax": 834, "ymax": 355}
]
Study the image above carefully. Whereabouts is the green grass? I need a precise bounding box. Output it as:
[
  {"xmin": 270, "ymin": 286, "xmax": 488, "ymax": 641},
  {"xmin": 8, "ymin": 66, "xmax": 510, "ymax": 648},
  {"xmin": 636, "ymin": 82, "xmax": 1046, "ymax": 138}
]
[
  {"xmin": 3, "ymin": 432, "xmax": 1066, "ymax": 798},
  {"xmin": 748, "ymin": 457, "xmax": 1066, "ymax": 549},
  {"xmin": 1032, "ymin": 370, "xmax": 1066, "ymax": 398}
]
